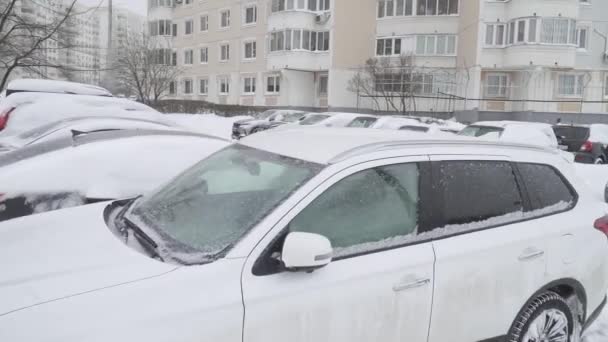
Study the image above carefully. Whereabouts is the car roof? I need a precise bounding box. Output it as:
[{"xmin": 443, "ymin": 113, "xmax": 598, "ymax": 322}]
[
  {"xmin": 0, "ymin": 129, "xmax": 228, "ymax": 169},
  {"xmin": 7, "ymin": 79, "xmax": 112, "ymax": 97},
  {"xmin": 473, "ymin": 121, "xmax": 551, "ymax": 129},
  {"xmin": 239, "ymin": 127, "xmax": 557, "ymax": 165}
]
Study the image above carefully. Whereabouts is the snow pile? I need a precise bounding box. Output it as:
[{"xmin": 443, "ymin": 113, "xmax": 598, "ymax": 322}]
[
  {"xmin": 166, "ymin": 113, "xmax": 253, "ymax": 139},
  {"xmin": 574, "ymin": 164, "xmax": 608, "ymax": 201}
]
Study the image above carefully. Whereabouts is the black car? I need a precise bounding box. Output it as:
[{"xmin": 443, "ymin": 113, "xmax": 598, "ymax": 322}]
[
  {"xmin": 553, "ymin": 124, "xmax": 608, "ymax": 164},
  {"xmin": 232, "ymin": 110, "xmax": 306, "ymax": 139}
]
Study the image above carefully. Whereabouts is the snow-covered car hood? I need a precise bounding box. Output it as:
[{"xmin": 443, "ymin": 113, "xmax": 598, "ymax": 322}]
[{"xmin": 0, "ymin": 202, "xmax": 176, "ymax": 316}]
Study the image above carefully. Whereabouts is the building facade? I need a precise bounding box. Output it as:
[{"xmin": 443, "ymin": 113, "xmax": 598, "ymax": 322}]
[{"xmin": 159, "ymin": 0, "xmax": 608, "ymax": 114}]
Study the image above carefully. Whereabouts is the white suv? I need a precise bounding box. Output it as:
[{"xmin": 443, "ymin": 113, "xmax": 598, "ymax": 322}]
[{"xmin": 0, "ymin": 128, "xmax": 607, "ymax": 342}]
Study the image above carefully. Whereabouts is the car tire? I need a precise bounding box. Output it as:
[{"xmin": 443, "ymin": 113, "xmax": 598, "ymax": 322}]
[
  {"xmin": 506, "ymin": 291, "xmax": 575, "ymax": 342},
  {"xmin": 595, "ymin": 157, "xmax": 605, "ymax": 165}
]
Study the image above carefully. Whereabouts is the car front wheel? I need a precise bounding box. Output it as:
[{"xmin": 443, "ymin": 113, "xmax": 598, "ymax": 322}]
[{"xmin": 507, "ymin": 291, "xmax": 574, "ymax": 342}]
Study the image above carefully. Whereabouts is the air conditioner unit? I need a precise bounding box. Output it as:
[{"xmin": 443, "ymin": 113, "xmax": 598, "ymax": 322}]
[{"xmin": 315, "ymin": 13, "xmax": 330, "ymax": 24}]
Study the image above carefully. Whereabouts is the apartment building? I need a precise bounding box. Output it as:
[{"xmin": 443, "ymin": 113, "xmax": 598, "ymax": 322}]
[{"xmin": 159, "ymin": 0, "xmax": 608, "ymax": 114}]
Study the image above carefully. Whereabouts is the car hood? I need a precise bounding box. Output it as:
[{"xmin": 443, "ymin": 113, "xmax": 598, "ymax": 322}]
[
  {"xmin": 0, "ymin": 202, "xmax": 177, "ymax": 316},
  {"xmin": 237, "ymin": 119, "xmax": 268, "ymax": 127}
]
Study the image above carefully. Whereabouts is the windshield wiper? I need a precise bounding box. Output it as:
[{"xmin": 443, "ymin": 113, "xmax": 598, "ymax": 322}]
[
  {"xmin": 123, "ymin": 217, "xmax": 164, "ymax": 262},
  {"xmin": 117, "ymin": 196, "xmax": 164, "ymax": 262}
]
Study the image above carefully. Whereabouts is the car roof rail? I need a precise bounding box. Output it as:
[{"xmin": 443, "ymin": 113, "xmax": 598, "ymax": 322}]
[{"xmin": 329, "ymin": 139, "xmax": 557, "ymax": 164}]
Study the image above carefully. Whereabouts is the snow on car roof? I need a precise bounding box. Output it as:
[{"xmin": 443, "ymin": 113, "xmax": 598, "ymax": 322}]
[
  {"xmin": 473, "ymin": 121, "xmax": 552, "ymax": 128},
  {"xmin": 7, "ymin": 79, "xmax": 112, "ymax": 97},
  {"xmin": 239, "ymin": 127, "xmax": 557, "ymax": 164}
]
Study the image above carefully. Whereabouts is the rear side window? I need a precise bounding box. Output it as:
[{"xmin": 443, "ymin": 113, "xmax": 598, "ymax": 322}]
[
  {"xmin": 347, "ymin": 117, "xmax": 377, "ymax": 128},
  {"xmin": 437, "ymin": 161, "xmax": 523, "ymax": 227},
  {"xmin": 553, "ymin": 126, "xmax": 589, "ymax": 141},
  {"xmin": 517, "ymin": 163, "xmax": 575, "ymax": 211}
]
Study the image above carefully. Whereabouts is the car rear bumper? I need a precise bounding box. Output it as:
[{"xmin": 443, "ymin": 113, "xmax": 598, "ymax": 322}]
[{"xmin": 574, "ymin": 152, "xmax": 595, "ymax": 164}]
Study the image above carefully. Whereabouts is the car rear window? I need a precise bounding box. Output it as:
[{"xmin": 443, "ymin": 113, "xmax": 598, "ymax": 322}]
[
  {"xmin": 517, "ymin": 163, "xmax": 576, "ymax": 211},
  {"xmin": 437, "ymin": 161, "xmax": 523, "ymax": 227},
  {"xmin": 300, "ymin": 115, "xmax": 330, "ymax": 125},
  {"xmin": 400, "ymin": 125, "xmax": 430, "ymax": 132},
  {"xmin": 458, "ymin": 125, "xmax": 504, "ymax": 137},
  {"xmin": 553, "ymin": 126, "xmax": 589, "ymax": 141}
]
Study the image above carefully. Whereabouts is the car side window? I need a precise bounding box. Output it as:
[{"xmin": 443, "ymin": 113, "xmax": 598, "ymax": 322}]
[
  {"xmin": 517, "ymin": 163, "xmax": 575, "ymax": 212},
  {"xmin": 289, "ymin": 163, "xmax": 419, "ymax": 258},
  {"xmin": 348, "ymin": 117, "xmax": 377, "ymax": 128},
  {"xmin": 437, "ymin": 161, "xmax": 524, "ymax": 228}
]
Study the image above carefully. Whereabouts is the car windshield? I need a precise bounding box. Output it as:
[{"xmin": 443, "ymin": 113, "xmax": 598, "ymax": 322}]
[
  {"xmin": 268, "ymin": 112, "xmax": 304, "ymax": 123},
  {"xmin": 553, "ymin": 126, "xmax": 590, "ymax": 141},
  {"xmin": 459, "ymin": 125, "xmax": 504, "ymax": 137},
  {"xmin": 127, "ymin": 145, "xmax": 322, "ymax": 264},
  {"xmin": 400, "ymin": 125, "xmax": 430, "ymax": 133},
  {"xmin": 300, "ymin": 115, "xmax": 330, "ymax": 125}
]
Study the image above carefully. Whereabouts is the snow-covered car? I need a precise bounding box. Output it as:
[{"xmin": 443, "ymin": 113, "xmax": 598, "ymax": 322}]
[
  {"xmin": 0, "ymin": 116, "xmax": 178, "ymax": 153},
  {"xmin": 372, "ymin": 115, "xmax": 465, "ymax": 133},
  {"xmin": 459, "ymin": 121, "xmax": 559, "ymax": 148},
  {"xmin": 231, "ymin": 110, "xmax": 306, "ymax": 139},
  {"xmin": 4, "ymin": 78, "xmax": 113, "ymax": 97},
  {"xmin": 1, "ymin": 128, "xmax": 606, "ymax": 342},
  {"xmin": 279, "ymin": 112, "xmax": 378, "ymax": 130},
  {"xmin": 0, "ymin": 92, "xmax": 160, "ymax": 135},
  {"xmin": 0, "ymin": 129, "xmax": 228, "ymax": 222}
]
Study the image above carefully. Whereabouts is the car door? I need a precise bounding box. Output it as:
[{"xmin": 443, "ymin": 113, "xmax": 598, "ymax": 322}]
[
  {"xmin": 427, "ymin": 156, "xmax": 549, "ymax": 342},
  {"xmin": 241, "ymin": 157, "xmax": 435, "ymax": 342}
]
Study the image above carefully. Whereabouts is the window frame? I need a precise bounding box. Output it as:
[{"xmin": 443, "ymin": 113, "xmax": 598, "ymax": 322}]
[
  {"xmin": 184, "ymin": 18, "xmax": 194, "ymax": 36},
  {"xmin": 604, "ymin": 74, "xmax": 608, "ymax": 98},
  {"xmin": 243, "ymin": 4, "xmax": 258, "ymax": 26},
  {"xmin": 198, "ymin": 78, "xmax": 209, "ymax": 95},
  {"xmin": 266, "ymin": 75, "xmax": 281, "ymax": 94},
  {"xmin": 219, "ymin": 9, "xmax": 231, "ymax": 29},
  {"xmin": 484, "ymin": 73, "xmax": 509, "ymax": 98},
  {"xmin": 218, "ymin": 75, "xmax": 230, "ymax": 95},
  {"xmin": 242, "ymin": 75, "xmax": 257, "ymax": 95},
  {"xmin": 514, "ymin": 162, "xmax": 578, "ymax": 213},
  {"xmin": 243, "ymin": 40, "xmax": 257, "ymax": 60},
  {"xmin": 556, "ymin": 73, "xmax": 586, "ymax": 98},
  {"xmin": 199, "ymin": 14, "xmax": 209, "ymax": 32},
  {"xmin": 219, "ymin": 42, "xmax": 230, "ymax": 62}
]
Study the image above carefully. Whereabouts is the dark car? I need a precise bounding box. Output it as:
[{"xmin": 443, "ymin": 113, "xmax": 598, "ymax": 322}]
[
  {"xmin": 232, "ymin": 110, "xmax": 306, "ymax": 139},
  {"xmin": 553, "ymin": 124, "xmax": 608, "ymax": 164}
]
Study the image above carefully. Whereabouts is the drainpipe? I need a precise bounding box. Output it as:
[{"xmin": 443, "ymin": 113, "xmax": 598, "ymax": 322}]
[{"xmin": 594, "ymin": 28, "xmax": 608, "ymax": 60}]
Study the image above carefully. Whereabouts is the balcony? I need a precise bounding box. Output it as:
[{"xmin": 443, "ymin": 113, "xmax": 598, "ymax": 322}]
[
  {"xmin": 267, "ymin": 50, "xmax": 329, "ymax": 72},
  {"xmin": 268, "ymin": 9, "xmax": 331, "ymax": 32}
]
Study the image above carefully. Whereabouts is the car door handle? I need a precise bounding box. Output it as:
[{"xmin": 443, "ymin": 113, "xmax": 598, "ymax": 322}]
[
  {"xmin": 392, "ymin": 278, "xmax": 431, "ymax": 292},
  {"xmin": 518, "ymin": 248, "xmax": 545, "ymax": 261}
]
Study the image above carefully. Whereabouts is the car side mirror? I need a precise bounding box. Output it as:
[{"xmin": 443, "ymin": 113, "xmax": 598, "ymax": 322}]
[{"xmin": 281, "ymin": 232, "xmax": 333, "ymax": 272}]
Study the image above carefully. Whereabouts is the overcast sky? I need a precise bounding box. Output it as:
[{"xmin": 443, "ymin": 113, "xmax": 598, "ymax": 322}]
[{"xmin": 79, "ymin": 0, "xmax": 147, "ymax": 16}]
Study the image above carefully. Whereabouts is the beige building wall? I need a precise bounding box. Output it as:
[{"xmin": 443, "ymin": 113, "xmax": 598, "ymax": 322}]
[
  {"xmin": 329, "ymin": 0, "xmax": 377, "ymax": 109},
  {"xmin": 172, "ymin": 0, "xmax": 269, "ymax": 105}
]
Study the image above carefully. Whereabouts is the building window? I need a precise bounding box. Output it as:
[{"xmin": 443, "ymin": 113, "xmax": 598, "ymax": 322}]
[
  {"xmin": 172, "ymin": 23, "xmax": 178, "ymax": 36},
  {"xmin": 220, "ymin": 10, "xmax": 231, "ymax": 28},
  {"xmin": 200, "ymin": 46, "xmax": 208, "ymax": 63},
  {"xmin": 184, "ymin": 19, "xmax": 193, "ymax": 35},
  {"xmin": 267, "ymin": 75, "xmax": 281, "ymax": 93},
  {"xmin": 199, "ymin": 78, "xmax": 208, "ymax": 95},
  {"xmin": 200, "ymin": 15, "xmax": 208, "ymax": 32},
  {"xmin": 557, "ymin": 74, "xmax": 585, "ymax": 97},
  {"xmin": 604, "ymin": 74, "xmax": 608, "ymax": 98},
  {"xmin": 319, "ymin": 74, "xmax": 328, "ymax": 95},
  {"xmin": 376, "ymin": 38, "xmax": 401, "ymax": 56},
  {"xmin": 244, "ymin": 41, "xmax": 257, "ymax": 59},
  {"xmin": 219, "ymin": 76, "xmax": 230, "ymax": 95},
  {"xmin": 184, "ymin": 49, "xmax": 193, "ymax": 65},
  {"xmin": 244, "ymin": 5, "xmax": 257, "ymax": 25},
  {"xmin": 378, "ymin": 0, "xmax": 412, "ymax": 17},
  {"xmin": 541, "ymin": 18, "xmax": 577, "ymax": 45},
  {"xmin": 415, "ymin": 35, "xmax": 456, "ymax": 55},
  {"xmin": 272, "ymin": 0, "xmax": 330, "ymax": 13},
  {"xmin": 485, "ymin": 74, "xmax": 508, "ymax": 97},
  {"xmin": 183, "ymin": 79, "xmax": 193, "ymax": 94},
  {"xmin": 243, "ymin": 76, "xmax": 256, "ymax": 94},
  {"xmin": 270, "ymin": 30, "xmax": 330, "ymax": 52},
  {"xmin": 169, "ymin": 81, "xmax": 176, "ymax": 95},
  {"xmin": 375, "ymin": 73, "xmax": 434, "ymax": 94},
  {"xmin": 485, "ymin": 23, "xmax": 506, "ymax": 46},
  {"xmin": 171, "ymin": 51, "xmax": 177, "ymax": 66},
  {"xmin": 220, "ymin": 43, "xmax": 230, "ymax": 61},
  {"xmin": 516, "ymin": 20, "xmax": 526, "ymax": 43},
  {"xmin": 577, "ymin": 27, "xmax": 588, "ymax": 49},
  {"xmin": 416, "ymin": 0, "xmax": 458, "ymax": 16}
]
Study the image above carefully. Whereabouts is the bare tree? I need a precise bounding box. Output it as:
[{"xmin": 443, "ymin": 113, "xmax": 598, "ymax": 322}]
[
  {"xmin": 348, "ymin": 55, "xmax": 421, "ymax": 114},
  {"xmin": 0, "ymin": 0, "xmax": 97, "ymax": 90},
  {"xmin": 112, "ymin": 33, "xmax": 182, "ymax": 105}
]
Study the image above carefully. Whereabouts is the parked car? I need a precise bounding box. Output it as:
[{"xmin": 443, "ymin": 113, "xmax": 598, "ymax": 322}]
[
  {"xmin": 459, "ymin": 121, "xmax": 559, "ymax": 148},
  {"xmin": 3, "ymin": 78, "xmax": 112, "ymax": 98},
  {"xmin": 0, "ymin": 129, "xmax": 228, "ymax": 222},
  {"xmin": 553, "ymin": 124, "xmax": 608, "ymax": 164},
  {"xmin": 0, "ymin": 92, "xmax": 160, "ymax": 135},
  {"xmin": 280, "ymin": 112, "xmax": 378, "ymax": 130},
  {"xmin": 1, "ymin": 128, "xmax": 606, "ymax": 342},
  {"xmin": 231, "ymin": 110, "xmax": 306, "ymax": 139},
  {"xmin": 372, "ymin": 115, "xmax": 465, "ymax": 133},
  {"xmin": 0, "ymin": 116, "xmax": 178, "ymax": 153}
]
